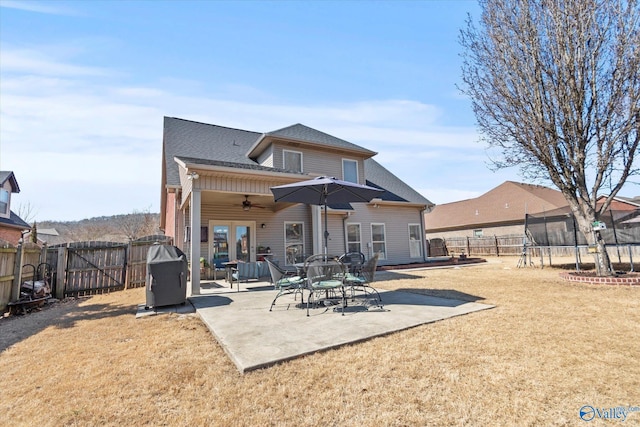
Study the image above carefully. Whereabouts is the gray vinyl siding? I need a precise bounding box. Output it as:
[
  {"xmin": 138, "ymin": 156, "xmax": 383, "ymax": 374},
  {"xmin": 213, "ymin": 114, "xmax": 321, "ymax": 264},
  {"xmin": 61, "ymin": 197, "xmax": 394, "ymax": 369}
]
[
  {"xmin": 256, "ymin": 145, "xmax": 274, "ymax": 167},
  {"xmin": 182, "ymin": 201, "xmax": 424, "ymax": 266},
  {"xmin": 272, "ymin": 142, "xmax": 366, "ymax": 183},
  {"xmin": 196, "ymin": 203, "xmax": 312, "ymax": 266},
  {"xmin": 344, "ymin": 204, "xmax": 425, "ymax": 265}
]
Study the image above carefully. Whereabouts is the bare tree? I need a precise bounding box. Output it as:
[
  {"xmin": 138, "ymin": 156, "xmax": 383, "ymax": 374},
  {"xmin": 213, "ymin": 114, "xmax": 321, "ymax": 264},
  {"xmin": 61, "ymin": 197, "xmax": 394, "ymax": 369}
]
[
  {"xmin": 16, "ymin": 201, "xmax": 38, "ymax": 224},
  {"xmin": 460, "ymin": 0, "xmax": 640, "ymax": 275},
  {"xmin": 118, "ymin": 208, "xmax": 160, "ymax": 241}
]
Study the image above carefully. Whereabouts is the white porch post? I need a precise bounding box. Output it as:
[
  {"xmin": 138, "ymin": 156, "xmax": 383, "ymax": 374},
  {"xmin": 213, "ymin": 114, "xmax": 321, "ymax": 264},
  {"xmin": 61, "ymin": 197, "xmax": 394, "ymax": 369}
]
[
  {"xmin": 312, "ymin": 205, "xmax": 322, "ymax": 255},
  {"xmin": 190, "ymin": 188, "xmax": 201, "ymax": 295}
]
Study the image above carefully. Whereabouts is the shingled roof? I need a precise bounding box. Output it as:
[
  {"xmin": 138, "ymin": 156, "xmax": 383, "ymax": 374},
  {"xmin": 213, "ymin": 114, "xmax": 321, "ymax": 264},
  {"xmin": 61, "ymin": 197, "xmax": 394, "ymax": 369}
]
[
  {"xmin": 162, "ymin": 117, "xmax": 432, "ymax": 206},
  {"xmin": 0, "ymin": 171, "xmax": 20, "ymax": 193},
  {"xmin": 163, "ymin": 117, "xmax": 262, "ymax": 186},
  {"xmin": 425, "ymin": 181, "xmax": 568, "ymax": 231},
  {"xmin": 259, "ymin": 123, "xmax": 377, "ymax": 157}
]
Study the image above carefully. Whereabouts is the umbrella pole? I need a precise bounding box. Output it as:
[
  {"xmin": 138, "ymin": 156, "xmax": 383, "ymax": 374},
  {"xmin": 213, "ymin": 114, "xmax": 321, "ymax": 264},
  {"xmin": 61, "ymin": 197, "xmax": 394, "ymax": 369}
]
[{"xmin": 323, "ymin": 203, "xmax": 328, "ymax": 257}]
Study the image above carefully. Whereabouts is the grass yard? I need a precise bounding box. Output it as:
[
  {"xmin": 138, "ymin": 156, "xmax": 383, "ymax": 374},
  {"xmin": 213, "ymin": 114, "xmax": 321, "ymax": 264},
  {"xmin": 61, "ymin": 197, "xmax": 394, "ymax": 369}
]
[{"xmin": 1, "ymin": 257, "xmax": 638, "ymax": 426}]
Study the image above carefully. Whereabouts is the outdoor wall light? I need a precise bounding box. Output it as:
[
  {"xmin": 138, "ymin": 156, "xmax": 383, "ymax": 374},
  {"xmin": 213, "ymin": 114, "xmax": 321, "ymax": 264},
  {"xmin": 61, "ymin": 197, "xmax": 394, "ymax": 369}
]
[
  {"xmin": 261, "ymin": 223, "xmax": 266, "ymax": 228},
  {"xmin": 187, "ymin": 172, "xmax": 199, "ymax": 180}
]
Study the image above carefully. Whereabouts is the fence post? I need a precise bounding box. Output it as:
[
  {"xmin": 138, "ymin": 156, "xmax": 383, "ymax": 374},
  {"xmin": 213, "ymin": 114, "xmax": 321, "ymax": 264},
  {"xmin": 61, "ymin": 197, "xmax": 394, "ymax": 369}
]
[
  {"xmin": 11, "ymin": 243, "xmax": 24, "ymax": 302},
  {"xmin": 55, "ymin": 245, "xmax": 67, "ymax": 300},
  {"xmin": 494, "ymin": 235, "xmax": 499, "ymax": 257},
  {"xmin": 466, "ymin": 237, "xmax": 470, "ymax": 257},
  {"xmin": 125, "ymin": 240, "xmax": 133, "ymax": 289}
]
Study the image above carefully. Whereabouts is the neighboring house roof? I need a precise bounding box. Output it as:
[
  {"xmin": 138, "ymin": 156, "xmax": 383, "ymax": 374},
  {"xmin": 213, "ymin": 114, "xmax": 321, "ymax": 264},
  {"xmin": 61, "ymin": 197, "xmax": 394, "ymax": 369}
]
[
  {"xmin": 425, "ymin": 181, "xmax": 568, "ymax": 231},
  {"xmin": 0, "ymin": 171, "xmax": 20, "ymax": 193},
  {"xmin": 620, "ymin": 196, "xmax": 640, "ymax": 205},
  {"xmin": 0, "ymin": 171, "xmax": 29, "ymax": 231},
  {"xmin": 163, "ymin": 117, "xmax": 433, "ymax": 207},
  {"xmin": 0, "ymin": 211, "xmax": 31, "ymax": 230}
]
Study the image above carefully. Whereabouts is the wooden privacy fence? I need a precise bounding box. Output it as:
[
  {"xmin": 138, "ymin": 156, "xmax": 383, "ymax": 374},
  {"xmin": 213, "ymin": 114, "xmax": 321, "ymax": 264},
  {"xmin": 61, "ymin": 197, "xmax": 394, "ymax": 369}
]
[
  {"xmin": 1, "ymin": 235, "xmax": 173, "ymax": 312},
  {"xmin": 439, "ymin": 236, "xmax": 524, "ymax": 256},
  {"xmin": 0, "ymin": 242, "xmax": 44, "ymax": 312},
  {"xmin": 433, "ymin": 236, "xmax": 640, "ymax": 263}
]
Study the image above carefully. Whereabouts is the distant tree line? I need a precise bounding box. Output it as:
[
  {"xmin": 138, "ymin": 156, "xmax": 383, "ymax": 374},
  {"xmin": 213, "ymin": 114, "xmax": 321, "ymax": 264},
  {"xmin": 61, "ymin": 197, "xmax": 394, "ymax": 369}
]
[{"xmin": 39, "ymin": 210, "xmax": 161, "ymax": 243}]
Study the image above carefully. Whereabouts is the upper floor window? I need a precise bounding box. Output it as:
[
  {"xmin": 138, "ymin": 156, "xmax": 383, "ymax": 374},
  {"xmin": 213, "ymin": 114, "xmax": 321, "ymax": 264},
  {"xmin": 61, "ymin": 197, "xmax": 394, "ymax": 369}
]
[
  {"xmin": 343, "ymin": 159, "xmax": 358, "ymax": 183},
  {"xmin": 283, "ymin": 150, "xmax": 302, "ymax": 173},
  {"xmin": 0, "ymin": 188, "xmax": 9, "ymax": 215}
]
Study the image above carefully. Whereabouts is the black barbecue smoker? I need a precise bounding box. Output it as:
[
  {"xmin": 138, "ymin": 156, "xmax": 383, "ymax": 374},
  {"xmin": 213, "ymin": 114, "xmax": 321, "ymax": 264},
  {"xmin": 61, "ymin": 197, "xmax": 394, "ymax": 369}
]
[{"xmin": 145, "ymin": 244, "xmax": 188, "ymax": 309}]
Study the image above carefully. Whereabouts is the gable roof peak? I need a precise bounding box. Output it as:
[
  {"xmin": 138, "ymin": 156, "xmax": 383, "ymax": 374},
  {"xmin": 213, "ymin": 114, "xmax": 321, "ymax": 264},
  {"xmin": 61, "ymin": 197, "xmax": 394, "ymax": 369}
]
[
  {"xmin": 0, "ymin": 171, "xmax": 20, "ymax": 193},
  {"xmin": 252, "ymin": 123, "xmax": 376, "ymax": 158}
]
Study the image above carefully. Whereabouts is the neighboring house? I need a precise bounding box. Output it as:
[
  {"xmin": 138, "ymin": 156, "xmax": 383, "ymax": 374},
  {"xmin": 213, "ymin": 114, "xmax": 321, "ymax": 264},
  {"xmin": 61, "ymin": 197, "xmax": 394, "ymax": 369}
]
[
  {"xmin": 0, "ymin": 171, "xmax": 31, "ymax": 246},
  {"xmin": 24, "ymin": 228, "xmax": 68, "ymax": 246},
  {"xmin": 424, "ymin": 181, "xmax": 568, "ymax": 240},
  {"xmin": 160, "ymin": 117, "xmax": 433, "ymax": 293}
]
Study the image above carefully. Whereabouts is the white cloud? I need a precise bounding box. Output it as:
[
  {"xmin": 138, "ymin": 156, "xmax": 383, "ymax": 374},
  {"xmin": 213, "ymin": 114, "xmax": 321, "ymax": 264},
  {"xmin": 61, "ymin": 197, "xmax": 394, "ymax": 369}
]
[
  {"xmin": 1, "ymin": 47, "xmax": 108, "ymax": 77},
  {"xmin": 0, "ymin": 43, "xmax": 496, "ymax": 220},
  {"xmin": 0, "ymin": 0, "xmax": 80, "ymax": 16}
]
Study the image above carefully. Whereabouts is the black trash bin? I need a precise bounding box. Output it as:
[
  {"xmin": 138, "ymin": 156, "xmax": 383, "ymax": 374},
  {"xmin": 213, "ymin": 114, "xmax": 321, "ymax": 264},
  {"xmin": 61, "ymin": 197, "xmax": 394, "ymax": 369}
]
[{"xmin": 145, "ymin": 244, "xmax": 188, "ymax": 309}]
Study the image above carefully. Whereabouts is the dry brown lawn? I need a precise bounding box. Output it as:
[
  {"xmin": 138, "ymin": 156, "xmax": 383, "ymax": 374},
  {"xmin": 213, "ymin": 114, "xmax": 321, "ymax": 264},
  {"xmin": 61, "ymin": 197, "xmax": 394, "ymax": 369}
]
[{"xmin": 1, "ymin": 257, "xmax": 638, "ymax": 426}]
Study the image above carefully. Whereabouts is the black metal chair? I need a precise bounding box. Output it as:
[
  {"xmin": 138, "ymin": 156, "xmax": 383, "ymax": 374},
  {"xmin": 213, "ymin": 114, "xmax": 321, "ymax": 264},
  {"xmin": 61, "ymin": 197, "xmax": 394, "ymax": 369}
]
[
  {"xmin": 338, "ymin": 251, "xmax": 366, "ymax": 275},
  {"xmin": 304, "ymin": 255, "xmax": 346, "ymax": 316},
  {"xmin": 267, "ymin": 258, "xmax": 305, "ymax": 311},
  {"xmin": 343, "ymin": 253, "xmax": 383, "ymax": 308}
]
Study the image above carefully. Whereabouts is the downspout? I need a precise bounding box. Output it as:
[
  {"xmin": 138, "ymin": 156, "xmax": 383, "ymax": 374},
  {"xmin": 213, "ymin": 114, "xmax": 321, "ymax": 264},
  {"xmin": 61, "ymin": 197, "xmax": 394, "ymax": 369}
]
[
  {"xmin": 420, "ymin": 207, "xmax": 428, "ymax": 261},
  {"xmin": 342, "ymin": 212, "xmax": 350, "ymax": 254}
]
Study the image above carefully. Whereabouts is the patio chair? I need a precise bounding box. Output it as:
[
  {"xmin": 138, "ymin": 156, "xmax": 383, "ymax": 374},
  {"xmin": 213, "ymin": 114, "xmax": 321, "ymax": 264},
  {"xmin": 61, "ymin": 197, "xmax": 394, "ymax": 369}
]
[
  {"xmin": 338, "ymin": 251, "xmax": 365, "ymax": 275},
  {"xmin": 231, "ymin": 261, "xmax": 261, "ymax": 292},
  {"xmin": 267, "ymin": 258, "xmax": 305, "ymax": 311},
  {"xmin": 304, "ymin": 255, "xmax": 346, "ymax": 316},
  {"xmin": 343, "ymin": 253, "xmax": 383, "ymax": 308}
]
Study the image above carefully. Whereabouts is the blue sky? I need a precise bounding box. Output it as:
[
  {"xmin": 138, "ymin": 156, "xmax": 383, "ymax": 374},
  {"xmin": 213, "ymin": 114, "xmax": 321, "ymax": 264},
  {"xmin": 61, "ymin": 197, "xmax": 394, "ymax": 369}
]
[{"xmin": 1, "ymin": 0, "xmax": 635, "ymax": 221}]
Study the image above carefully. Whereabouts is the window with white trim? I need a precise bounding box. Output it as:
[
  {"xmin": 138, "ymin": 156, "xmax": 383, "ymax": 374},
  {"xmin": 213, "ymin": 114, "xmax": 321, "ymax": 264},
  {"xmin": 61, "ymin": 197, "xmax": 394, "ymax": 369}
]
[
  {"xmin": 342, "ymin": 159, "xmax": 358, "ymax": 183},
  {"xmin": 371, "ymin": 223, "xmax": 387, "ymax": 260},
  {"xmin": 473, "ymin": 229, "xmax": 483, "ymax": 237},
  {"xmin": 0, "ymin": 188, "xmax": 9, "ymax": 216},
  {"xmin": 284, "ymin": 222, "xmax": 304, "ymax": 265},
  {"xmin": 408, "ymin": 224, "xmax": 422, "ymax": 258},
  {"xmin": 346, "ymin": 223, "xmax": 361, "ymax": 253},
  {"xmin": 283, "ymin": 150, "xmax": 303, "ymax": 173}
]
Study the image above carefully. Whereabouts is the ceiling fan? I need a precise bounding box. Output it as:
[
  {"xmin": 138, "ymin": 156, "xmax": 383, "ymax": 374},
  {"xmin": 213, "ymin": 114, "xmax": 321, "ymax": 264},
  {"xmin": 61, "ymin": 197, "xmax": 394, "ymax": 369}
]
[{"xmin": 239, "ymin": 195, "xmax": 266, "ymax": 211}]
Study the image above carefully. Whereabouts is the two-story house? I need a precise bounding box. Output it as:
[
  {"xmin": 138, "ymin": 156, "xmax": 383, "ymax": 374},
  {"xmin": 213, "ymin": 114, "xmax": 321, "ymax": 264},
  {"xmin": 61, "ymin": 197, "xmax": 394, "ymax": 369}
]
[
  {"xmin": 160, "ymin": 117, "xmax": 433, "ymax": 294},
  {"xmin": 0, "ymin": 171, "xmax": 31, "ymax": 246}
]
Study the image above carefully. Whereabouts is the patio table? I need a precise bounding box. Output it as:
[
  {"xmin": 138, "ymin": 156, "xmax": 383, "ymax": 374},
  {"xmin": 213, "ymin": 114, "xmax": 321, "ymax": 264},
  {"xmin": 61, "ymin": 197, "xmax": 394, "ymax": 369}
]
[{"xmin": 222, "ymin": 261, "xmax": 238, "ymax": 284}]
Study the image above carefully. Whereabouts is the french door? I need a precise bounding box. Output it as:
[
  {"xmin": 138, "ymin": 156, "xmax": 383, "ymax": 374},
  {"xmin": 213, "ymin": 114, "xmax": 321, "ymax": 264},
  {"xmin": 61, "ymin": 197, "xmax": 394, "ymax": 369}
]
[{"xmin": 209, "ymin": 221, "xmax": 256, "ymax": 266}]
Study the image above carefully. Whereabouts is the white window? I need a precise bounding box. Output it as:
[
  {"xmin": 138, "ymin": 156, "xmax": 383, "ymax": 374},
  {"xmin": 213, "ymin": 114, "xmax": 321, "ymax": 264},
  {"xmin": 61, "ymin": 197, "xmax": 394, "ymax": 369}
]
[
  {"xmin": 408, "ymin": 224, "xmax": 422, "ymax": 258},
  {"xmin": 371, "ymin": 223, "xmax": 387, "ymax": 260},
  {"xmin": 0, "ymin": 188, "xmax": 9, "ymax": 215},
  {"xmin": 284, "ymin": 222, "xmax": 304, "ymax": 265},
  {"xmin": 346, "ymin": 223, "xmax": 361, "ymax": 253},
  {"xmin": 473, "ymin": 229, "xmax": 483, "ymax": 237},
  {"xmin": 283, "ymin": 150, "xmax": 303, "ymax": 173},
  {"xmin": 342, "ymin": 159, "xmax": 358, "ymax": 183}
]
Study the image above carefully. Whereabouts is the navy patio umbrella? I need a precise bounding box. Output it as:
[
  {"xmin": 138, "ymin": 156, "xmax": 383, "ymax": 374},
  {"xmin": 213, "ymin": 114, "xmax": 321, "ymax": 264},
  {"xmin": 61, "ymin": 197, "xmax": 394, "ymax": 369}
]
[{"xmin": 270, "ymin": 176, "xmax": 384, "ymax": 255}]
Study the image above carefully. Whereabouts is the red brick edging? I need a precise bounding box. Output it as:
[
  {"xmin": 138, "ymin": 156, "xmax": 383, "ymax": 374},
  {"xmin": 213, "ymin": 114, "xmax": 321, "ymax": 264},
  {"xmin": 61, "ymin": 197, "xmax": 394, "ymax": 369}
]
[{"xmin": 559, "ymin": 271, "xmax": 640, "ymax": 286}]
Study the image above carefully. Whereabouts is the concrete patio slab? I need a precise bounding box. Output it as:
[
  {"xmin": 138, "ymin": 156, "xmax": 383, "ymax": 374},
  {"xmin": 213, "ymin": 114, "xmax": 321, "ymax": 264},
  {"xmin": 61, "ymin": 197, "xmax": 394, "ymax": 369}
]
[{"xmin": 189, "ymin": 283, "xmax": 494, "ymax": 373}]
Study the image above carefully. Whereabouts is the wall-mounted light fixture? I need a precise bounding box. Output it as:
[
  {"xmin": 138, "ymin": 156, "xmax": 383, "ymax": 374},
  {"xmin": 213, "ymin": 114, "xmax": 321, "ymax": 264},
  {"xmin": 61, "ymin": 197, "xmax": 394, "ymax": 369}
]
[
  {"xmin": 187, "ymin": 172, "xmax": 199, "ymax": 180},
  {"xmin": 261, "ymin": 223, "xmax": 266, "ymax": 229}
]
